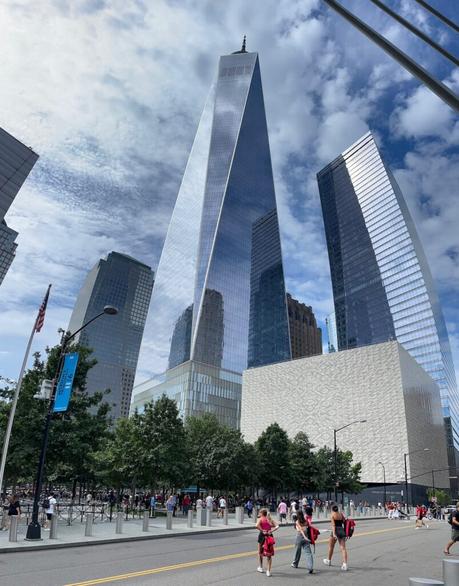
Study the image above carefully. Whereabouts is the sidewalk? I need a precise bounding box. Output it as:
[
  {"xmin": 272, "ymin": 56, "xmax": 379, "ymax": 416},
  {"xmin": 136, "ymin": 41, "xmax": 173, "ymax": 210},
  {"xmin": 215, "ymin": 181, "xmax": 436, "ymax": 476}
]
[{"xmin": 0, "ymin": 510, "xmax": 389, "ymax": 553}]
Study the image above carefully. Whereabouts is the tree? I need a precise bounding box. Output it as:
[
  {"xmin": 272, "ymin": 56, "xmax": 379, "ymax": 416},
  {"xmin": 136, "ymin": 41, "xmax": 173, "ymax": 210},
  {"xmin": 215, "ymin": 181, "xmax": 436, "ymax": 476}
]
[
  {"xmin": 0, "ymin": 342, "xmax": 112, "ymax": 491},
  {"xmin": 314, "ymin": 446, "xmax": 363, "ymax": 497},
  {"xmin": 185, "ymin": 413, "xmax": 249, "ymax": 491},
  {"xmin": 254, "ymin": 423, "xmax": 291, "ymax": 495},
  {"xmin": 140, "ymin": 395, "xmax": 188, "ymax": 488},
  {"xmin": 289, "ymin": 432, "xmax": 316, "ymax": 494},
  {"xmin": 427, "ymin": 488, "xmax": 449, "ymax": 506}
]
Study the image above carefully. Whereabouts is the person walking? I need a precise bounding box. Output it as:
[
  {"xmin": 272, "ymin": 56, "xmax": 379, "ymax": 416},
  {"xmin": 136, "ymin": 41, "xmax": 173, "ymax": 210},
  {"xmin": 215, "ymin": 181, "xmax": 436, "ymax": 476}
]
[
  {"xmin": 43, "ymin": 492, "xmax": 57, "ymax": 530},
  {"xmin": 245, "ymin": 498, "xmax": 254, "ymax": 519},
  {"xmin": 7, "ymin": 494, "xmax": 21, "ymax": 529},
  {"xmin": 415, "ymin": 504, "xmax": 429, "ymax": 529},
  {"xmin": 323, "ymin": 504, "xmax": 348, "ymax": 571},
  {"xmin": 256, "ymin": 508, "xmax": 279, "ymax": 577},
  {"xmin": 444, "ymin": 502, "xmax": 459, "ymax": 555},
  {"xmin": 218, "ymin": 496, "xmax": 227, "ymax": 518},
  {"xmin": 291, "ymin": 510, "xmax": 314, "ymax": 574},
  {"xmin": 277, "ymin": 499, "xmax": 287, "ymax": 524},
  {"xmin": 182, "ymin": 494, "xmax": 191, "ymax": 516}
]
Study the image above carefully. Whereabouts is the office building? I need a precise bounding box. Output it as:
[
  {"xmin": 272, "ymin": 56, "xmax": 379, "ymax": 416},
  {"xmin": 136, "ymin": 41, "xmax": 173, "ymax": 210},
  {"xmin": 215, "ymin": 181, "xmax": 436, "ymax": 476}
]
[
  {"xmin": 286, "ymin": 293, "xmax": 322, "ymax": 359},
  {"xmin": 69, "ymin": 252, "xmax": 154, "ymax": 419},
  {"xmin": 134, "ymin": 42, "xmax": 290, "ymax": 427},
  {"xmin": 241, "ymin": 341, "xmax": 450, "ymax": 497},
  {"xmin": 317, "ymin": 131, "xmax": 459, "ymax": 478},
  {"xmin": 0, "ymin": 127, "xmax": 39, "ymax": 284},
  {"xmin": 325, "ymin": 312, "xmax": 338, "ymax": 353}
]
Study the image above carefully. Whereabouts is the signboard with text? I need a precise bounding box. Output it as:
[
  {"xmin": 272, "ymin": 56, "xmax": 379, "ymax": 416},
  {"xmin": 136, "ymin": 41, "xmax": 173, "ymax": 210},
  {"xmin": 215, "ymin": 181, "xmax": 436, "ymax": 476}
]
[{"xmin": 53, "ymin": 352, "xmax": 79, "ymax": 413}]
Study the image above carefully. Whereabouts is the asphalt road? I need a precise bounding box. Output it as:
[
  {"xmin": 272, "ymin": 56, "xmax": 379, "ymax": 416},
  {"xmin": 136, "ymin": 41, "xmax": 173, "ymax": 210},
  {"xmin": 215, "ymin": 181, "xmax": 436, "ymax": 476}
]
[{"xmin": 0, "ymin": 519, "xmax": 455, "ymax": 586}]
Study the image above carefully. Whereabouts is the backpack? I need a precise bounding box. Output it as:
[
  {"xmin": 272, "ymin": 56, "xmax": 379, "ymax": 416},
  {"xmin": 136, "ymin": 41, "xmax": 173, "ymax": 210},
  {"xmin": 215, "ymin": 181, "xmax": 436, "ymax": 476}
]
[
  {"xmin": 344, "ymin": 516, "xmax": 356, "ymax": 538},
  {"xmin": 306, "ymin": 521, "xmax": 321, "ymax": 551},
  {"xmin": 448, "ymin": 513, "xmax": 453, "ymax": 525},
  {"xmin": 42, "ymin": 498, "xmax": 50, "ymax": 509}
]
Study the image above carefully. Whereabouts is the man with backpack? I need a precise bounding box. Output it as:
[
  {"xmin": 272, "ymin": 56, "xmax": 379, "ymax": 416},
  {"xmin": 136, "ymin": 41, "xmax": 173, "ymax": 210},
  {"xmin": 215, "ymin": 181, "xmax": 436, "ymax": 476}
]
[
  {"xmin": 42, "ymin": 492, "xmax": 57, "ymax": 530},
  {"xmin": 444, "ymin": 502, "xmax": 459, "ymax": 555}
]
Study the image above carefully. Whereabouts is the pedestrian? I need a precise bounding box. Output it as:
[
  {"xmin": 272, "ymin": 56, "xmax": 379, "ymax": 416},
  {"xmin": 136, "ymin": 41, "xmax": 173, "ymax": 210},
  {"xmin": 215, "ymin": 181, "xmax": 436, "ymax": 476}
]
[
  {"xmin": 205, "ymin": 493, "xmax": 214, "ymax": 512},
  {"xmin": 277, "ymin": 498, "xmax": 287, "ymax": 524},
  {"xmin": 444, "ymin": 502, "xmax": 459, "ymax": 555},
  {"xmin": 323, "ymin": 504, "xmax": 348, "ymax": 571},
  {"xmin": 43, "ymin": 492, "xmax": 57, "ymax": 530},
  {"xmin": 166, "ymin": 494, "xmax": 174, "ymax": 513},
  {"xmin": 150, "ymin": 494, "xmax": 156, "ymax": 518},
  {"xmin": 290, "ymin": 499, "xmax": 298, "ymax": 522},
  {"xmin": 256, "ymin": 508, "xmax": 279, "ymax": 577},
  {"xmin": 415, "ymin": 504, "xmax": 429, "ymax": 529},
  {"xmin": 7, "ymin": 494, "xmax": 21, "ymax": 529},
  {"xmin": 218, "ymin": 495, "xmax": 227, "ymax": 518},
  {"xmin": 182, "ymin": 494, "xmax": 191, "ymax": 516},
  {"xmin": 245, "ymin": 498, "xmax": 254, "ymax": 518},
  {"xmin": 291, "ymin": 510, "xmax": 314, "ymax": 574}
]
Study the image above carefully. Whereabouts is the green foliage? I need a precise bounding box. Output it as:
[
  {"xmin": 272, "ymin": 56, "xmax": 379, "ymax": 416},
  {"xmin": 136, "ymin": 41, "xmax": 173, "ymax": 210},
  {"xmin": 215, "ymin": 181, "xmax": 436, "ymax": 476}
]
[
  {"xmin": 289, "ymin": 432, "xmax": 316, "ymax": 493},
  {"xmin": 254, "ymin": 423, "xmax": 291, "ymax": 493},
  {"xmin": 427, "ymin": 488, "xmax": 449, "ymax": 506}
]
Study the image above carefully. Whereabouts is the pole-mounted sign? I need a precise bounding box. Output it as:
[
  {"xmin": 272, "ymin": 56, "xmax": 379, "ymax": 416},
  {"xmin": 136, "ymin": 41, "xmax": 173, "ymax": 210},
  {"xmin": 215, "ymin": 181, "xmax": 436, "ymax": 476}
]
[{"xmin": 53, "ymin": 352, "xmax": 79, "ymax": 412}]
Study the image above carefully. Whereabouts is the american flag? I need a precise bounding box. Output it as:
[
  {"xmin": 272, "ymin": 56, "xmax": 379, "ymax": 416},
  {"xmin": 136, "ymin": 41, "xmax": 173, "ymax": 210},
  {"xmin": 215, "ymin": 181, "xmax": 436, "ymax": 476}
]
[{"xmin": 34, "ymin": 284, "xmax": 52, "ymax": 333}]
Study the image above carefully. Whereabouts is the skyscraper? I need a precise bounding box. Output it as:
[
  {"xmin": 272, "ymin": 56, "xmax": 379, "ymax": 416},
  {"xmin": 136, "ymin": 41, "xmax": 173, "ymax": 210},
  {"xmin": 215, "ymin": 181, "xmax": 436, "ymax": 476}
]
[
  {"xmin": 133, "ymin": 42, "xmax": 290, "ymax": 427},
  {"xmin": 286, "ymin": 294, "xmax": 322, "ymax": 359},
  {"xmin": 69, "ymin": 252, "xmax": 154, "ymax": 419},
  {"xmin": 0, "ymin": 127, "xmax": 39, "ymax": 285},
  {"xmin": 317, "ymin": 131, "xmax": 459, "ymax": 470}
]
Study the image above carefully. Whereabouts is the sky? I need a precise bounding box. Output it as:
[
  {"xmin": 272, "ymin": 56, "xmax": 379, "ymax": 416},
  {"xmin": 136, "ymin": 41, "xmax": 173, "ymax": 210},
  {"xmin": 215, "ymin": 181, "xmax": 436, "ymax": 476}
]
[{"xmin": 0, "ymin": 0, "xmax": 458, "ymax": 386}]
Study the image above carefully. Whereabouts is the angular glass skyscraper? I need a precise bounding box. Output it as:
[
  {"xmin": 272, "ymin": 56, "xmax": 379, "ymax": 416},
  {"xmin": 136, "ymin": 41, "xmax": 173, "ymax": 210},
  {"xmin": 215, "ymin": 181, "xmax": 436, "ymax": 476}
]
[
  {"xmin": 317, "ymin": 131, "xmax": 459, "ymax": 467},
  {"xmin": 134, "ymin": 43, "xmax": 291, "ymax": 427},
  {"xmin": 69, "ymin": 252, "xmax": 154, "ymax": 419},
  {"xmin": 0, "ymin": 127, "xmax": 39, "ymax": 285}
]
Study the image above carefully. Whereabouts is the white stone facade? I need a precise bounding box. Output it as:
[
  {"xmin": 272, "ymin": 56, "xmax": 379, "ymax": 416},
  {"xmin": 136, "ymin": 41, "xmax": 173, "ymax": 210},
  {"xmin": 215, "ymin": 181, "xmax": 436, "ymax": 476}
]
[{"xmin": 241, "ymin": 341, "xmax": 449, "ymax": 488}]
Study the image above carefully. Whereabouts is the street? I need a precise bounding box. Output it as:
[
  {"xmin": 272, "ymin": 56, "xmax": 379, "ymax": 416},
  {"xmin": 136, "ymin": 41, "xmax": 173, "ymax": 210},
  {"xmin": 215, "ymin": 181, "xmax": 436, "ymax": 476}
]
[{"xmin": 0, "ymin": 518, "xmax": 454, "ymax": 585}]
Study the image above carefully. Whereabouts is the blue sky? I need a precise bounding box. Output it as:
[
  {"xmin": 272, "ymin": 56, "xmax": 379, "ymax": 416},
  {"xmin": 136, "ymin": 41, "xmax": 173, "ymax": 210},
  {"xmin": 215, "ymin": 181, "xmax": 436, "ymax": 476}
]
[{"xmin": 0, "ymin": 0, "xmax": 458, "ymax": 384}]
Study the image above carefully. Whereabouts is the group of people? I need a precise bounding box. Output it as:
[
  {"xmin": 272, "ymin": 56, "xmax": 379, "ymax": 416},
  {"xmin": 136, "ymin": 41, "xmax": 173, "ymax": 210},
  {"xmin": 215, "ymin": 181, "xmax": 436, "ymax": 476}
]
[{"xmin": 255, "ymin": 504, "xmax": 350, "ymax": 577}]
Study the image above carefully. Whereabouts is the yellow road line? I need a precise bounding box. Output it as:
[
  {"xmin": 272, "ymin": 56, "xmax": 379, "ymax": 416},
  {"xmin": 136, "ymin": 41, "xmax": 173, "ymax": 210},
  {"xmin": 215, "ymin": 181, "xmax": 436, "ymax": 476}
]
[{"xmin": 64, "ymin": 524, "xmax": 414, "ymax": 586}]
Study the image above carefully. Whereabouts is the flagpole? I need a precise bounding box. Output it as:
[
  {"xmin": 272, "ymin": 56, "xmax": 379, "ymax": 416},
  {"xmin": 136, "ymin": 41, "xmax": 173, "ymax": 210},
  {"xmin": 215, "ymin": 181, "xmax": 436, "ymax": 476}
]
[{"xmin": 0, "ymin": 285, "xmax": 51, "ymax": 498}]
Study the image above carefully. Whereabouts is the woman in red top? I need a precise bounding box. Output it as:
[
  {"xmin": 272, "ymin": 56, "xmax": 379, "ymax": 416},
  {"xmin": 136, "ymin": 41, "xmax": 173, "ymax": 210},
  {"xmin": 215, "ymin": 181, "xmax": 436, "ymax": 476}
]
[{"xmin": 256, "ymin": 508, "xmax": 279, "ymax": 577}]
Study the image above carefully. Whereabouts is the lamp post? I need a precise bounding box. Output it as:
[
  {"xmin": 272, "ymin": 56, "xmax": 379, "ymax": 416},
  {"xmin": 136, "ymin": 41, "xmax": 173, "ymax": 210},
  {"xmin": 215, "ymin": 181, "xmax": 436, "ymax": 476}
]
[
  {"xmin": 333, "ymin": 419, "xmax": 367, "ymax": 503},
  {"xmin": 378, "ymin": 461, "xmax": 386, "ymax": 508},
  {"xmin": 403, "ymin": 447, "xmax": 429, "ymax": 515},
  {"xmin": 25, "ymin": 305, "xmax": 118, "ymax": 540}
]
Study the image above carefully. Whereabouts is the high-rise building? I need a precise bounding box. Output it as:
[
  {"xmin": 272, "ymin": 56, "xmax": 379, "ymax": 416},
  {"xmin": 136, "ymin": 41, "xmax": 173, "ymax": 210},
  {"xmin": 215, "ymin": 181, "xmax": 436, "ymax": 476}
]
[
  {"xmin": 0, "ymin": 127, "xmax": 39, "ymax": 285},
  {"xmin": 325, "ymin": 312, "xmax": 338, "ymax": 353},
  {"xmin": 69, "ymin": 252, "xmax": 154, "ymax": 419},
  {"xmin": 317, "ymin": 131, "xmax": 459, "ymax": 474},
  {"xmin": 133, "ymin": 42, "xmax": 290, "ymax": 427},
  {"xmin": 286, "ymin": 294, "xmax": 322, "ymax": 359}
]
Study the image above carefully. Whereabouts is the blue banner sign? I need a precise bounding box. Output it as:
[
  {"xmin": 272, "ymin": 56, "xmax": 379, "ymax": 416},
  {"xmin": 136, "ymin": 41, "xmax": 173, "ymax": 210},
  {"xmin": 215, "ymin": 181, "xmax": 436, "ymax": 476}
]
[{"xmin": 53, "ymin": 352, "xmax": 79, "ymax": 413}]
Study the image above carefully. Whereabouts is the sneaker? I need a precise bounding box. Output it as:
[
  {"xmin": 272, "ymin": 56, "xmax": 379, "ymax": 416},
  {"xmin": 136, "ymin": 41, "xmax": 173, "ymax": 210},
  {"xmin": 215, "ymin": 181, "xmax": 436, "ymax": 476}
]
[
  {"xmin": 426, "ymin": 524, "xmax": 429, "ymax": 529},
  {"xmin": 308, "ymin": 569, "xmax": 314, "ymax": 574},
  {"xmin": 291, "ymin": 563, "xmax": 297, "ymax": 568},
  {"xmin": 266, "ymin": 571, "xmax": 271, "ymax": 577},
  {"xmin": 323, "ymin": 559, "xmax": 331, "ymax": 566},
  {"xmin": 257, "ymin": 567, "xmax": 263, "ymax": 573},
  {"xmin": 341, "ymin": 563, "xmax": 348, "ymax": 571}
]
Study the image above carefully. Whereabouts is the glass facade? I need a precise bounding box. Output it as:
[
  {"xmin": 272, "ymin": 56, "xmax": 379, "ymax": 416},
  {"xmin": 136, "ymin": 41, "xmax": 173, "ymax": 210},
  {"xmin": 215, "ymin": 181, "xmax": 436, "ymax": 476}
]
[
  {"xmin": 0, "ymin": 127, "xmax": 39, "ymax": 285},
  {"xmin": 69, "ymin": 252, "xmax": 154, "ymax": 419},
  {"xmin": 318, "ymin": 131, "xmax": 459, "ymax": 462},
  {"xmin": 135, "ymin": 48, "xmax": 290, "ymax": 427}
]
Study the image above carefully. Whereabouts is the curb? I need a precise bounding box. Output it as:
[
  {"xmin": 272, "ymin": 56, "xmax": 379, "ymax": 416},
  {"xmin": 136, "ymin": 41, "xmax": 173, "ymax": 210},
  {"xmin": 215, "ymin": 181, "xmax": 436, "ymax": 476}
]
[{"xmin": 0, "ymin": 516, "xmax": 387, "ymax": 554}]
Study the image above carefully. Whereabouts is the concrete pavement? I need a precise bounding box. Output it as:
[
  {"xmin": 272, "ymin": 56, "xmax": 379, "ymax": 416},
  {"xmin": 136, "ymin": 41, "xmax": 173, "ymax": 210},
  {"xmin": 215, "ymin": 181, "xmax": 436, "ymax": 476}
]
[{"xmin": 0, "ymin": 518, "xmax": 455, "ymax": 586}]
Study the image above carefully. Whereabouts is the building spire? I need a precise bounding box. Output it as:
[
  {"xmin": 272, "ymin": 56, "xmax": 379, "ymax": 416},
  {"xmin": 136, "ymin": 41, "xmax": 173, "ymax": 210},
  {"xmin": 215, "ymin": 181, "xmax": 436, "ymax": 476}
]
[{"xmin": 241, "ymin": 35, "xmax": 246, "ymax": 52}]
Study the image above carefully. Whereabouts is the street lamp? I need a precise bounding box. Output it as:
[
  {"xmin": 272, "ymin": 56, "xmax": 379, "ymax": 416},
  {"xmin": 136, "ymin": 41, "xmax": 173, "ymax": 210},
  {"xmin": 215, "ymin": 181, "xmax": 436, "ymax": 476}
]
[
  {"xmin": 404, "ymin": 448, "xmax": 429, "ymax": 514},
  {"xmin": 378, "ymin": 461, "xmax": 386, "ymax": 508},
  {"xmin": 333, "ymin": 419, "xmax": 367, "ymax": 504},
  {"xmin": 25, "ymin": 305, "xmax": 118, "ymax": 540}
]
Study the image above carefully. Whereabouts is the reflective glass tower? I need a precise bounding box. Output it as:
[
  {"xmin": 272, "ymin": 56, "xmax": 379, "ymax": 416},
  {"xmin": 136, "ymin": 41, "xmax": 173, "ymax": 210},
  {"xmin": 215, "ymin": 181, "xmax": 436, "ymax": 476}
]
[
  {"xmin": 69, "ymin": 252, "xmax": 154, "ymax": 419},
  {"xmin": 0, "ymin": 127, "xmax": 38, "ymax": 285},
  {"xmin": 317, "ymin": 131, "xmax": 459, "ymax": 468},
  {"xmin": 134, "ymin": 43, "xmax": 291, "ymax": 427}
]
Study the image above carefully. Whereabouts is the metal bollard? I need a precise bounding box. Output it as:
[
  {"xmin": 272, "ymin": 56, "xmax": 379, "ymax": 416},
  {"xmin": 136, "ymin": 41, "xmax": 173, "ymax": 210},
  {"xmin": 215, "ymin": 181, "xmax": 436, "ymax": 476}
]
[
  {"xmin": 50, "ymin": 513, "xmax": 58, "ymax": 539},
  {"xmin": 206, "ymin": 507, "xmax": 212, "ymax": 527},
  {"xmin": 1, "ymin": 512, "xmax": 7, "ymax": 531},
  {"xmin": 223, "ymin": 508, "xmax": 228, "ymax": 525},
  {"xmin": 187, "ymin": 509, "xmax": 193, "ymax": 528},
  {"xmin": 116, "ymin": 511, "xmax": 123, "ymax": 534},
  {"xmin": 443, "ymin": 558, "xmax": 459, "ymax": 586},
  {"xmin": 409, "ymin": 579, "xmax": 444, "ymax": 585},
  {"xmin": 235, "ymin": 506, "xmax": 241, "ymax": 524},
  {"xmin": 166, "ymin": 511, "xmax": 173, "ymax": 530},
  {"xmin": 142, "ymin": 510, "xmax": 149, "ymax": 532},
  {"xmin": 85, "ymin": 513, "xmax": 93, "ymax": 537},
  {"xmin": 253, "ymin": 506, "xmax": 258, "ymax": 521},
  {"xmin": 8, "ymin": 516, "xmax": 18, "ymax": 542}
]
